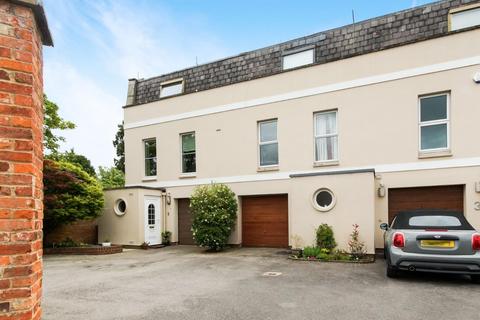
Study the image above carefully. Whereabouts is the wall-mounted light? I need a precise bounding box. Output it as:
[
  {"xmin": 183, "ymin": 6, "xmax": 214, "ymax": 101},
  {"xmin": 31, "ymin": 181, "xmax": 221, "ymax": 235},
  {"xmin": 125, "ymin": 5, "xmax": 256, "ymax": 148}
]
[
  {"xmin": 474, "ymin": 72, "xmax": 480, "ymax": 84},
  {"xmin": 166, "ymin": 193, "xmax": 172, "ymax": 205},
  {"xmin": 475, "ymin": 182, "xmax": 480, "ymax": 193},
  {"xmin": 377, "ymin": 184, "xmax": 386, "ymax": 197}
]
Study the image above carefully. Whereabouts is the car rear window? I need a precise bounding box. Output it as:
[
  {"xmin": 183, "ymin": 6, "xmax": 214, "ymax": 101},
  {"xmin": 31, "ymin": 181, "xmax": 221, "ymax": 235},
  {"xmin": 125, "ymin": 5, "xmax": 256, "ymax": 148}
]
[
  {"xmin": 409, "ymin": 215, "xmax": 462, "ymax": 227},
  {"xmin": 392, "ymin": 211, "xmax": 474, "ymax": 230}
]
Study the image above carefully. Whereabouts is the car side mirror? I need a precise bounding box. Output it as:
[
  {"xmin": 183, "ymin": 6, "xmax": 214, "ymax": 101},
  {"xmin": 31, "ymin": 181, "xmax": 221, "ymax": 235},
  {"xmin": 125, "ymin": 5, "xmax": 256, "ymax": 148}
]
[{"xmin": 380, "ymin": 223, "xmax": 389, "ymax": 231}]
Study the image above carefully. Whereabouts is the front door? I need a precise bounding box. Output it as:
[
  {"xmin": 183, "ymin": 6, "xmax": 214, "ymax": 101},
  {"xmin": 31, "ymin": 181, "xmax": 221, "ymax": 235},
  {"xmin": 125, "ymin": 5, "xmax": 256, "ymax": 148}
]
[{"xmin": 144, "ymin": 197, "xmax": 161, "ymax": 245}]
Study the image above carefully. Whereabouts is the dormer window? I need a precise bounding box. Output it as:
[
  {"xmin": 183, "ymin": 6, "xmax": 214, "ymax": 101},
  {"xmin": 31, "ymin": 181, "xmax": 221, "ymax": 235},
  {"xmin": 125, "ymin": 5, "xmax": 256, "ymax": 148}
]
[
  {"xmin": 449, "ymin": 4, "xmax": 480, "ymax": 31},
  {"xmin": 282, "ymin": 48, "xmax": 314, "ymax": 70},
  {"xmin": 160, "ymin": 79, "xmax": 183, "ymax": 98}
]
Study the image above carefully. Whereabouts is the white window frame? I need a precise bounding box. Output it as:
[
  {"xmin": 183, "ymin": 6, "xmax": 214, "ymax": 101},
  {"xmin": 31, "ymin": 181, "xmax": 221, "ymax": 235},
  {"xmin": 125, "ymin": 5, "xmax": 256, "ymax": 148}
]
[
  {"xmin": 143, "ymin": 138, "xmax": 157, "ymax": 178},
  {"xmin": 180, "ymin": 132, "xmax": 196, "ymax": 176},
  {"xmin": 313, "ymin": 110, "xmax": 338, "ymax": 164},
  {"xmin": 449, "ymin": 3, "xmax": 480, "ymax": 31},
  {"xmin": 257, "ymin": 119, "xmax": 279, "ymax": 168},
  {"xmin": 282, "ymin": 48, "xmax": 315, "ymax": 70},
  {"xmin": 160, "ymin": 78, "xmax": 184, "ymax": 98},
  {"xmin": 418, "ymin": 92, "xmax": 450, "ymax": 153}
]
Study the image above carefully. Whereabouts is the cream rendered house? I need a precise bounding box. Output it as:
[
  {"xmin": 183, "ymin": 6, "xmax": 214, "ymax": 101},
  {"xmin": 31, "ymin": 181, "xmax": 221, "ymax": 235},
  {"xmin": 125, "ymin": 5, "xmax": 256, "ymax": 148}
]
[{"xmin": 99, "ymin": 0, "xmax": 480, "ymax": 253}]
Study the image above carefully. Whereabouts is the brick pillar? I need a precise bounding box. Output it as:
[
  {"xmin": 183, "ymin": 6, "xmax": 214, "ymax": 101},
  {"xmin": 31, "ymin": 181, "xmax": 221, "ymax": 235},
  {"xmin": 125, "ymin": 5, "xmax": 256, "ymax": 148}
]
[{"xmin": 0, "ymin": 1, "xmax": 52, "ymax": 319}]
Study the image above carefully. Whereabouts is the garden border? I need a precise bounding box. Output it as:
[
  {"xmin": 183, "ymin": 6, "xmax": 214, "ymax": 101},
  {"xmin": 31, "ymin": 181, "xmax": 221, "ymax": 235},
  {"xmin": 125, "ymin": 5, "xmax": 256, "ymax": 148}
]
[{"xmin": 44, "ymin": 245, "xmax": 123, "ymax": 255}]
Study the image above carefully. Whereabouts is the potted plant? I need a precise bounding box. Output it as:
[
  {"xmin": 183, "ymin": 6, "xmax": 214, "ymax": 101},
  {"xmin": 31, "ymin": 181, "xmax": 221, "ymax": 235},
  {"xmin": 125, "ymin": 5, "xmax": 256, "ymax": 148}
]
[
  {"xmin": 161, "ymin": 231, "xmax": 172, "ymax": 245},
  {"xmin": 102, "ymin": 238, "xmax": 111, "ymax": 247}
]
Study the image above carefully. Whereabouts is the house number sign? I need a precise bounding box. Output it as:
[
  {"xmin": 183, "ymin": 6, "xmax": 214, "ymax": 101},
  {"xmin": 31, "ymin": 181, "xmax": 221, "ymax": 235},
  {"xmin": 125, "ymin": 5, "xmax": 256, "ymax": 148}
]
[{"xmin": 475, "ymin": 201, "xmax": 480, "ymax": 211}]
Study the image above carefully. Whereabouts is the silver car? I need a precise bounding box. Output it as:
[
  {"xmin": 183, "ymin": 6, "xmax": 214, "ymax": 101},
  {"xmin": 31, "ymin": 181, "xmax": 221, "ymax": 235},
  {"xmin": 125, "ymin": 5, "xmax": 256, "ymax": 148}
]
[{"xmin": 381, "ymin": 210, "xmax": 480, "ymax": 282}]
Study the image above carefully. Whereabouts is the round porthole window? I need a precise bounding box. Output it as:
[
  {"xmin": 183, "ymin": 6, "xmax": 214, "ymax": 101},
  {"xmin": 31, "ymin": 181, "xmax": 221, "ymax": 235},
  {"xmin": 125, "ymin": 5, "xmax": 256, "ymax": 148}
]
[
  {"xmin": 114, "ymin": 198, "xmax": 127, "ymax": 216},
  {"xmin": 312, "ymin": 188, "xmax": 336, "ymax": 212}
]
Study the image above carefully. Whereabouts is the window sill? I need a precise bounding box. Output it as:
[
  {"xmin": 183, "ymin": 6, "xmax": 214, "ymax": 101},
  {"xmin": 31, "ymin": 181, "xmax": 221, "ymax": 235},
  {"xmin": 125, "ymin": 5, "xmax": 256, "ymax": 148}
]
[
  {"xmin": 418, "ymin": 150, "xmax": 452, "ymax": 159},
  {"xmin": 142, "ymin": 176, "xmax": 157, "ymax": 182},
  {"xmin": 179, "ymin": 173, "xmax": 196, "ymax": 179},
  {"xmin": 257, "ymin": 165, "xmax": 279, "ymax": 172},
  {"xmin": 313, "ymin": 160, "xmax": 339, "ymax": 168}
]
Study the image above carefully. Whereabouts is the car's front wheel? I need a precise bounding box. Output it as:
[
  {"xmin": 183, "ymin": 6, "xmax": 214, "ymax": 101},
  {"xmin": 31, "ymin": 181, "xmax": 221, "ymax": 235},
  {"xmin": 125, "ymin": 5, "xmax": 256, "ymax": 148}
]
[{"xmin": 471, "ymin": 275, "xmax": 480, "ymax": 283}]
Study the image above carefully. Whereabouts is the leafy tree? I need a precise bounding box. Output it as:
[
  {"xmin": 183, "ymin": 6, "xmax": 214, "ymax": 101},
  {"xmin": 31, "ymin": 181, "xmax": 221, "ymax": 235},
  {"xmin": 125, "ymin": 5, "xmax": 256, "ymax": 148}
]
[
  {"xmin": 47, "ymin": 149, "xmax": 96, "ymax": 177},
  {"xmin": 98, "ymin": 166, "xmax": 125, "ymax": 189},
  {"xmin": 43, "ymin": 159, "xmax": 104, "ymax": 235},
  {"xmin": 43, "ymin": 95, "xmax": 75, "ymax": 154},
  {"xmin": 190, "ymin": 184, "xmax": 238, "ymax": 251},
  {"xmin": 113, "ymin": 122, "xmax": 125, "ymax": 173}
]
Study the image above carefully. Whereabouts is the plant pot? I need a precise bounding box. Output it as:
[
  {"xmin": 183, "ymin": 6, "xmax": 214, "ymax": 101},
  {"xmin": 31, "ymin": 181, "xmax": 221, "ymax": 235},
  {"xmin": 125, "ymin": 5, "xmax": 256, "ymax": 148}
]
[{"xmin": 102, "ymin": 242, "xmax": 111, "ymax": 247}]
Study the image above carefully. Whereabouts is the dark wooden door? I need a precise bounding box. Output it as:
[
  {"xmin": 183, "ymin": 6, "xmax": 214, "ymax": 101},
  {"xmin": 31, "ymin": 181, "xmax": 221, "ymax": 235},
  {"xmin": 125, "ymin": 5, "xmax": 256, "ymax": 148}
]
[
  {"xmin": 388, "ymin": 185, "xmax": 464, "ymax": 224},
  {"xmin": 242, "ymin": 194, "xmax": 288, "ymax": 248},
  {"xmin": 177, "ymin": 198, "xmax": 194, "ymax": 245}
]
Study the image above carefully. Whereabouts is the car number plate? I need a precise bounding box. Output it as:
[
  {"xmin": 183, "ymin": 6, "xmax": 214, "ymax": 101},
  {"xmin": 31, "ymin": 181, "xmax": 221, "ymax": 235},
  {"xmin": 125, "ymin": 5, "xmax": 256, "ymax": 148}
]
[{"xmin": 420, "ymin": 240, "xmax": 454, "ymax": 248}]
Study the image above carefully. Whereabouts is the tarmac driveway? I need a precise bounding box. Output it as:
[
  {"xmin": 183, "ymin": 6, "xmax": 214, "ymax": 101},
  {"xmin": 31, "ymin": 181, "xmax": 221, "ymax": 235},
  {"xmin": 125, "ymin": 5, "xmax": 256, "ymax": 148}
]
[{"xmin": 43, "ymin": 246, "xmax": 479, "ymax": 320}]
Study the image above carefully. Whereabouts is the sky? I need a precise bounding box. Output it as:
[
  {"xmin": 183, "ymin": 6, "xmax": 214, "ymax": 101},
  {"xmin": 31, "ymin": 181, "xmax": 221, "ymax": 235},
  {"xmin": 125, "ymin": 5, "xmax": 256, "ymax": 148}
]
[{"xmin": 43, "ymin": 0, "xmax": 433, "ymax": 169}]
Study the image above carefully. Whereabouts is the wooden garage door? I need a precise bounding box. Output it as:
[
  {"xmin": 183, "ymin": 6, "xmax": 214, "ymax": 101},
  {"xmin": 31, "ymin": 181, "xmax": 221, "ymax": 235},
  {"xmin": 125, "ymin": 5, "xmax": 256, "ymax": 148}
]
[
  {"xmin": 388, "ymin": 185, "xmax": 464, "ymax": 224},
  {"xmin": 177, "ymin": 199, "xmax": 195, "ymax": 245},
  {"xmin": 242, "ymin": 194, "xmax": 288, "ymax": 248}
]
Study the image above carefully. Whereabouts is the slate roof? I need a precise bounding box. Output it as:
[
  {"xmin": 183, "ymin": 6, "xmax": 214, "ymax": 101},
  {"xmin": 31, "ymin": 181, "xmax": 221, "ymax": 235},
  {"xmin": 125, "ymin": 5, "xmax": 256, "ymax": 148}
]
[{"xmin": 129, "ymin": 0, "xmax": 480, "ymax": 107}]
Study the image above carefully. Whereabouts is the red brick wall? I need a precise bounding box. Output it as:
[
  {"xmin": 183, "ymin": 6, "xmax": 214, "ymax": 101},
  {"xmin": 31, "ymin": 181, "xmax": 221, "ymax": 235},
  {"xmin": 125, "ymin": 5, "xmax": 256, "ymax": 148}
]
[
  {"xmin": 0, "ymin": 1, "xmax": 45, "ymax": 319},
  {"xmin": 44, "ymin": 219, "xmax": 98, "ymax": 245}
]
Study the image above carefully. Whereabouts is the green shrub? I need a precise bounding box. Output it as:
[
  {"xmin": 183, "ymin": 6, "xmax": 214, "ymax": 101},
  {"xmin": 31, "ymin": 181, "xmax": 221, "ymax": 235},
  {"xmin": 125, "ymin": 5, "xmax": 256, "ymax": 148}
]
[
  {"xmin": 43, "ymin": 159, "xmax": 104, "ymax": 236},
  {"xmin": 316, "ymin": 248, "xmax": 331, "ymax": 260},
  {"xmin": 315, "ymin": 224, "xmax": 337, "ymax": 251},
  {"xmin": 162, "ymin": 231, "xmax": 172, "ymax": 245},
  {"xmin": 331, "ymin": 249, "xmax": 351, "ymax": 261},
  {"xmin": 302, "ymin": 246, "xmax": 321, "ymax": 258},
  {"xmin": 190, "ymin": 184, "xmax": 238, "ymax": 251}
]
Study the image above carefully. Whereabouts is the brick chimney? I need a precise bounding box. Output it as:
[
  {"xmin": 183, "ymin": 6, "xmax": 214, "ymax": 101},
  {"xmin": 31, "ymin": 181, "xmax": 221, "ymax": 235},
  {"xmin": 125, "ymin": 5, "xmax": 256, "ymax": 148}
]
[{"xmin": 0, "ymin": 0, "xmax": 52, "ymax": 319}]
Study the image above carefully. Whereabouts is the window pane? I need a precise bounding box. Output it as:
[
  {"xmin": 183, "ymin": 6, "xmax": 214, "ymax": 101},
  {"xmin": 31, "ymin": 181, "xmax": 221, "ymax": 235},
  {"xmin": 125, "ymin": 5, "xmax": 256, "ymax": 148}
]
[
  {"xmin": 451, "ymin": 7, "xmax": 480, "ymax": 31},
  {"xmin": 148, "ymin": 204, "xmax": 155, "ymax": 225},
  {"xmin": 182, "ymin": 134, "xmax": 195, "ymax": 152},
  {"xmin": 160, "ymin": 82, "xmax": 183, "ymax": 97},
  {"xmin": 315, "ymin": 136, "xmax": 338, "ymax": 161},
  {"xmin": 259, "ymin": 121, "xmax": 277, "ymax": 142},
  {"xmin": 182, "ymin": 152, "xmax": 196, "ymax": 173},
  {"xmin": 283, "ymin": 49, "xmax": 314, "ymax": 70},
  {"xmin": 409, "ymin": 216, "xmax": 461, "ymax": 227},
  {"xmin": 144, "ymin": 140, "xmax": 156, "ymax": 158},
  {"xmin": 260, "ymin": 143, "xmax": 278, "ymax": 166},
  {"xmin": 420, "ymin": 95, "xmax": 447, "ymax": 122},
  {"xmin": 421, "ymin": 124, "xmax": 448, "ymax": 150},
  {"xmin": 145, "ymin": 158, "xmax": 157, "ymax": 176},
  {"xmin": 316, "ymin": 191, "xmax": 333, "ymax": 208},
  {"xmin": 315, "ymin": 112, "xmax": 337, "ymax": 136}
]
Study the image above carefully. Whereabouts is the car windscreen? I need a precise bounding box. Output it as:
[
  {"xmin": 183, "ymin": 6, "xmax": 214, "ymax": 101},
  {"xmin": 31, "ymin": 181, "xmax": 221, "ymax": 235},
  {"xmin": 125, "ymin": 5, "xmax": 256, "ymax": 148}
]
[{"xmin": 392, "ymin": 211, "xmax": 474, "ymax": 230}]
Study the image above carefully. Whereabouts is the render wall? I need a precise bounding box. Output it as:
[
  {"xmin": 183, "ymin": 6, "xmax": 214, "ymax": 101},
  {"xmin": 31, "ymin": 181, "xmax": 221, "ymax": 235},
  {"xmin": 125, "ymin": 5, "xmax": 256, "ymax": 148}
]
[
  {"xmin": 124, "ymin": 30, "xmax": 480, "ymax": 185},
  {"xmin": 99, "ymin": 188, "xmax": 163, "ymax": 246}
]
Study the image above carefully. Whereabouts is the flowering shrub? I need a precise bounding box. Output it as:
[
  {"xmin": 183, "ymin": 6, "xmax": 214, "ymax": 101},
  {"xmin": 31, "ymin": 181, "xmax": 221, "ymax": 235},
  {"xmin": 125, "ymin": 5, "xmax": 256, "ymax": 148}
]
[
  {"xmin": 348, "ymin": 224, "xmax": 366, "ymax": 260},
  {"xmin": 190, "ymin": 184, "xmax": 237, "ymax": 251}
]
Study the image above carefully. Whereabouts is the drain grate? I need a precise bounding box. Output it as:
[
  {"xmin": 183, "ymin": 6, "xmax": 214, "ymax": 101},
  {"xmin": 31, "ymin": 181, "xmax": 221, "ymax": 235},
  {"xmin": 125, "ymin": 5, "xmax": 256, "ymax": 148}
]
[{"xmin": 262, "ymin": 271, "xmax": 282, "ymax": 277}]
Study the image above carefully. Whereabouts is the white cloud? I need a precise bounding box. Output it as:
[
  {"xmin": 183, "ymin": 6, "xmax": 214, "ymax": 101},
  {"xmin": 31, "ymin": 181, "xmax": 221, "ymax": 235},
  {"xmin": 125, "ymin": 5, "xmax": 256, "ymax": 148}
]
[
  {"xmin": 43, "ymin": 0, "xmax": 228, "ymax": 168},
  {"xmin": 44, "ymin": 62, "xmax": 122, "ymax": 167}
]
